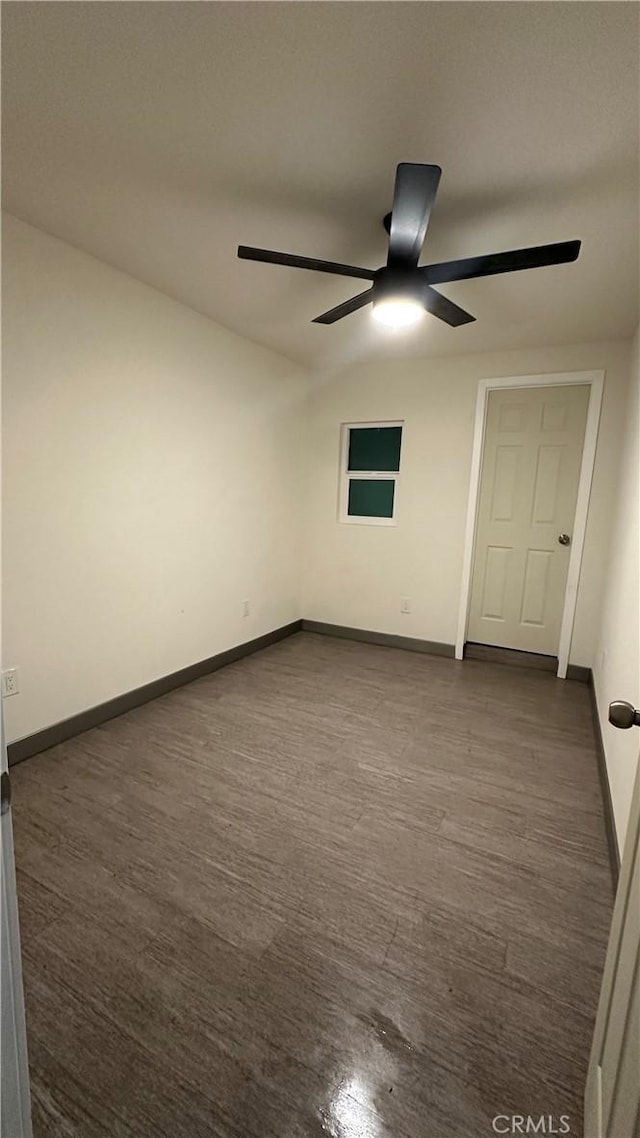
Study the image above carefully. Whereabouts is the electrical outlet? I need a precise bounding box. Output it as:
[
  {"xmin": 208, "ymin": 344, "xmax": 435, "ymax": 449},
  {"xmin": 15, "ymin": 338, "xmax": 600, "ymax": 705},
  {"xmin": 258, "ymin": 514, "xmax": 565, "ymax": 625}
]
[
  {"xmin": 242, "ymin": 599, "xmax": 251, "ymax": 618},
  {"xmin": 400, "ymin": 597, "xmax": 411, "ymax": 614},
  {"xmin": 2, "ymin": 668, "xmax": 20, "ymax": 698}
]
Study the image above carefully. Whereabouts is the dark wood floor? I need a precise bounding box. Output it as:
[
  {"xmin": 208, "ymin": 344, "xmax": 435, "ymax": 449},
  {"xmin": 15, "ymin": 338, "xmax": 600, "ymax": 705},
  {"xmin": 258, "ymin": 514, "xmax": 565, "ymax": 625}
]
[{"xmin": 11, "ymin": 632, "xmax": 613, "ymax": 1138}]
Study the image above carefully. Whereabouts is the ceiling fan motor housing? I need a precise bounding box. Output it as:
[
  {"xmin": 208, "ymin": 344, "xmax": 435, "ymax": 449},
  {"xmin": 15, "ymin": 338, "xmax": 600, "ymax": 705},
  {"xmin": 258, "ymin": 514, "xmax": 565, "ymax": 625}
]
[{"xmin": 373, "ymin": 266, "xmax": 425, "ymax": 305}]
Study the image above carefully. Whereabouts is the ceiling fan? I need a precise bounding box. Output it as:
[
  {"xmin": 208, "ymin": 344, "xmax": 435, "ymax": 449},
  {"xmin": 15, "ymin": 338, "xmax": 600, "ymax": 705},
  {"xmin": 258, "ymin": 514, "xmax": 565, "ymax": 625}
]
[{"xmin": 237, "ymin": 163, "xmax": 581, "ymax": 329}]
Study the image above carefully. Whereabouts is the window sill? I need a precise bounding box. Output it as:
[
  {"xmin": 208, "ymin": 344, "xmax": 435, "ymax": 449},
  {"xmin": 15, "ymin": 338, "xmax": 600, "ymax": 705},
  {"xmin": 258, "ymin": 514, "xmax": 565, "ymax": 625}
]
[{"xmin": 339, "ymin": 516, "xmax": 397, "ymax": 527}]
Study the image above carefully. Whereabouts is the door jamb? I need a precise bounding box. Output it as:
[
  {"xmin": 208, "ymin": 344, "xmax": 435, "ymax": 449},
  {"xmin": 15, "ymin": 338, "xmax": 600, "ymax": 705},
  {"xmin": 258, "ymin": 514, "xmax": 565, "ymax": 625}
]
[{"xmin": 455, "ymin": 369, "xmax": 605, "ymax": 678}]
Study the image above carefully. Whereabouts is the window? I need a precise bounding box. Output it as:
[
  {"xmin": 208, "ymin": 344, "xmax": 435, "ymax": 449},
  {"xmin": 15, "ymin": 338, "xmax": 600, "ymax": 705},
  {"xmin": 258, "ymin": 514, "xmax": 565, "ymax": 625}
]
[{"xmin": 339, "ymin": 422, "xmax": 403, "ymax": 525}]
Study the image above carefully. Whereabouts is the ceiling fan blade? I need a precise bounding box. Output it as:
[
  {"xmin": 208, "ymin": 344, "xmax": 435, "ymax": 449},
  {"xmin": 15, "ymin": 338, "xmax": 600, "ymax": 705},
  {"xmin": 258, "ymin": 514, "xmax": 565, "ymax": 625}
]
[
  {"xmin": 422, "ymin": 240, "xmax": 581, "ymax": 285},
  {"xmin": 237, "ymin": 246, "xmax": 376, "ymax": 281},
  {"xmin": 423, "ymin": 286, "xmax": 475, "ymax": 327},
  {"xmin": 312, "ymin": 289, "xmax": 374, "ymax": 324},
  {"xmin": 387, "ymin": 163, "xmax": 442, "ymax": 268}
]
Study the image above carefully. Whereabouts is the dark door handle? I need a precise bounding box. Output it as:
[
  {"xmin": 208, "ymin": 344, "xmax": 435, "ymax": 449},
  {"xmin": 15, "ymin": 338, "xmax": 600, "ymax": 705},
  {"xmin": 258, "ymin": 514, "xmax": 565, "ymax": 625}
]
[{"xmin": 608, "ymin": 701, "xmax": 640, "ymax": 730}]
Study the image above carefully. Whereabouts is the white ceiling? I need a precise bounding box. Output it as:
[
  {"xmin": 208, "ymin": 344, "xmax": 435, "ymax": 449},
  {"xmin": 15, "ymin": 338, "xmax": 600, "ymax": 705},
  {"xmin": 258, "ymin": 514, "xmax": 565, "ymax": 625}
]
[{"xmin": 3, "ymin": 2, "xmax": 639, "ymax": 369}]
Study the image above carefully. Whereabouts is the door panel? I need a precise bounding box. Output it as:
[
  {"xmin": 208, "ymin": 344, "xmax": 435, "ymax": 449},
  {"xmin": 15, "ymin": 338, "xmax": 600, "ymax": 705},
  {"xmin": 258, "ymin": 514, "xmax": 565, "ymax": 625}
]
[
  {"xmin": 541, "ymin": 399, "xmax": 569, "ymax": 431},
  {"xmin": 467, "ymin": 384, "xmax": 590, "ymax": 655},
  {"xmin": 481, "ymin": 546, "xmax": 511, "ymax": 620},
  {"xmin": 532, "ymin": 446, "xmax": 563, "ymax": 523},
  {"xmin": 497, "ymin": 402, "xmax": 525, "ymax": 431},
  {"xmin": 491, "ymin": 447, "xmax": 520, "ymax": 520},
  {"xmin": 520, "ymin": 549, "xmax": 552, "ymax": 626},
  {"xmin": 585, "ymin": 758, "xmax": 640, "ymax": 1138}
]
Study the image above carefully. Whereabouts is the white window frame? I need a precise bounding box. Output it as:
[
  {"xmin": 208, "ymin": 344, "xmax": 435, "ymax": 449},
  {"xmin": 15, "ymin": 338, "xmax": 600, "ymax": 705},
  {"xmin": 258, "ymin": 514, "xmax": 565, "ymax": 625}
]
[{"xmin": 338, "ymin": 420, "xmax": 404, "ymax": 527}]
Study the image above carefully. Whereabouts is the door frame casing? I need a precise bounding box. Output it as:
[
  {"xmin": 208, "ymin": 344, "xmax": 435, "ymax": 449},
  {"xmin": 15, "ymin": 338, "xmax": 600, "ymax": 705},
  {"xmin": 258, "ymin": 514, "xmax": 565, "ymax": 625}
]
[{"xmin": 455, "ymin": 369, "xmax": 605, "ymax": 678}]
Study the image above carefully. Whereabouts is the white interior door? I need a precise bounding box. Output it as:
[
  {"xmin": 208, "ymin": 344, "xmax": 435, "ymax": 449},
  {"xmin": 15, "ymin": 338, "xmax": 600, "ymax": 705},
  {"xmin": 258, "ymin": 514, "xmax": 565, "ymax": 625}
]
[
  {"xmin": 1, "ymin": 710, "xmax": 33, "ymax": 1138},
  {"xmin": 467, "ymin": 384, "xmax": 590, "ymax": 655},
  {"xmin": 585, "ymin": 738, "xmax": 640, "ymax": 1138}
]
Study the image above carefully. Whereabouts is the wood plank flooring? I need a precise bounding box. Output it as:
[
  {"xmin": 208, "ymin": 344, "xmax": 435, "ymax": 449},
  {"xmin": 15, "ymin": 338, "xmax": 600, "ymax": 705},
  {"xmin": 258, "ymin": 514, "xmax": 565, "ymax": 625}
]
[{"xmin": 10, "ymin": 632, "xmax": 613, "ymax": 1138}]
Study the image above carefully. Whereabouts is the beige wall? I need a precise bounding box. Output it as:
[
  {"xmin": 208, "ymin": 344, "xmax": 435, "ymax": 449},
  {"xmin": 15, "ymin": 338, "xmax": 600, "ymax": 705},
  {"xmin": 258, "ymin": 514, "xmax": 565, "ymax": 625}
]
[
  {"xmin": 302, "ymin": 339, "xmax": 632, "ymax": 667},
  {"xmin": 592, "ymin": 326, "xmax": 639, "ymax": 854},
  {"xmin": 2, "ymin": 215, "xmax": 306, "ymax": 744}
]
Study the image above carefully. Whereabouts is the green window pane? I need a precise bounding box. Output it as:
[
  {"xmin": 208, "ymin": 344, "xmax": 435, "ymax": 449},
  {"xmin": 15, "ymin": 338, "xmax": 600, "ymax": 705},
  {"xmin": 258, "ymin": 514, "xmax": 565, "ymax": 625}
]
[
  {"xmin": 348, "ymin": 426, "xmax": 402, "ymax": 472},
  {"xmin": 348, "ymin": 478, "xmax": 395, "ymax": 518}
]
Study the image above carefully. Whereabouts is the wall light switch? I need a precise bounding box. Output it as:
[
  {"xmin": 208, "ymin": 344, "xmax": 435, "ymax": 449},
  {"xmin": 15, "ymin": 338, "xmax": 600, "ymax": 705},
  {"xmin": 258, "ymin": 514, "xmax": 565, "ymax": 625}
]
[
  {"xmin": 400, "ymin": 597, "xmax": 411, "ymax": 614},
  {"xmin": 242, "ymin": 599, "xmax": 251, "ymax": 618}
]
